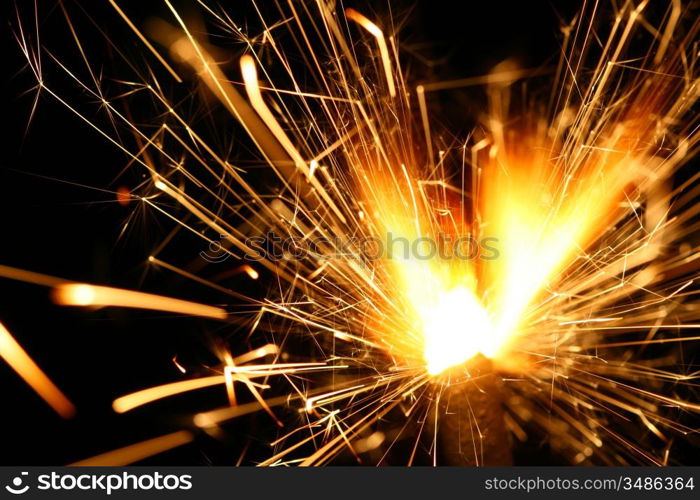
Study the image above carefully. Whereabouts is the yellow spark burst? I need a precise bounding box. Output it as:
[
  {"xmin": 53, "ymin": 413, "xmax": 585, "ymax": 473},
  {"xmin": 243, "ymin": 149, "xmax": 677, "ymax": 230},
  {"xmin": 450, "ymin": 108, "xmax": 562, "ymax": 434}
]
[{"xmin": 7, "ymin": 0, "xmax": 700, "ymax": 466}]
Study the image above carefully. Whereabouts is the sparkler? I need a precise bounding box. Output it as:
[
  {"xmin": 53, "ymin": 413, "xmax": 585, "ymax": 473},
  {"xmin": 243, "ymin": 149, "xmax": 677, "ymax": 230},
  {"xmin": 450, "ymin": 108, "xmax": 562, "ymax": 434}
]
[{"xmin": 5, "ymin": 0, "xmax": 700, "ymax": 466}]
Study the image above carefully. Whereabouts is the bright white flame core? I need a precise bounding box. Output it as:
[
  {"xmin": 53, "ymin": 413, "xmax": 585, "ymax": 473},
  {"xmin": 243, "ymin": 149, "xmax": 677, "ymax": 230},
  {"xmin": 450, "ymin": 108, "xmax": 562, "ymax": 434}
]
[{"xmin": 419, "ymin": 287, "xmax": 494, "ymax": 375}]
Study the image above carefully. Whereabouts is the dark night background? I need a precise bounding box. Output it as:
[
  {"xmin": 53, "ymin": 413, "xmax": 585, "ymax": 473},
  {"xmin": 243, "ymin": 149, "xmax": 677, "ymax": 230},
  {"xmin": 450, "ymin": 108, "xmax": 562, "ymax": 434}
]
[{"xmin": 1, "ymin": 0, "xmax": 696, "ymax": 466}]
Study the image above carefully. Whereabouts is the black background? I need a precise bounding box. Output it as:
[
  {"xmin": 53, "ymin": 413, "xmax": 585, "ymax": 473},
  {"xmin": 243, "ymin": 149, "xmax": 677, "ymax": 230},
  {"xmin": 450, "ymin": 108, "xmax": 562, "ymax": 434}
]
[{"xmin": 1, "ymin": 0, "xmax": 695, "ymax": 466}]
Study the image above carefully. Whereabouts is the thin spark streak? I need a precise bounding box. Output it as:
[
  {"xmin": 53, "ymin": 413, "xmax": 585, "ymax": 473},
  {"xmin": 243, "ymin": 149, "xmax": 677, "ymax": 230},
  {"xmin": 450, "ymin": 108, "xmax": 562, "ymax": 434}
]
[
  {"xmin": 345, "ymin": 8, "xmax": 396, "ymax": 98},
  {"xmin": 107, "ymin": 0, "xmax": 183, "ymax": 82},
  {"xmin": 69, "ymin": 431, "xmax": 194, "ymax": 466},
  {"xmin": 52, "ymin": 283, "xmax": 228, "ymax": 320},
  {"xmin": 240, "ymin": 55, "xmax": 348, "ymax": 224},
  {"xmin": 0, "ymin": 321, "xmax": 75, "ymax": 419}
]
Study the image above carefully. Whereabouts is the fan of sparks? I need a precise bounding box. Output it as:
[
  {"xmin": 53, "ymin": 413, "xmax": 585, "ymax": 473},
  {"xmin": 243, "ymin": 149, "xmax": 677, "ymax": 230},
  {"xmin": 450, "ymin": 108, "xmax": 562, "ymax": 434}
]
[{"xmin": 3, "ymin": 0, "xmax": 700, "ymax": 465}]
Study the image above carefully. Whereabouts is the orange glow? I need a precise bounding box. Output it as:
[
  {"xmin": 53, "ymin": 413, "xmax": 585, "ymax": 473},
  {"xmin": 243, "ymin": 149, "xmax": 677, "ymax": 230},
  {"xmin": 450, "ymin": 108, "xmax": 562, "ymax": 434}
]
[
  {"xmin": 353, "ymin": 33, "xmax": 678, "ymax": 375},
  {"xmin": 358, "ymin": 166, "xmax": 497, "ymax": 374},
  {"xmin": 479, "ymin": 130, "xmax": 632, "ymax": 357},
  {"xmin": 116, "ymin": 185, "xmax": 131, "ymax": 206},
  {"xmin": 362, "ymin": 132, "xmax": 638, "ymax": 374}
]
